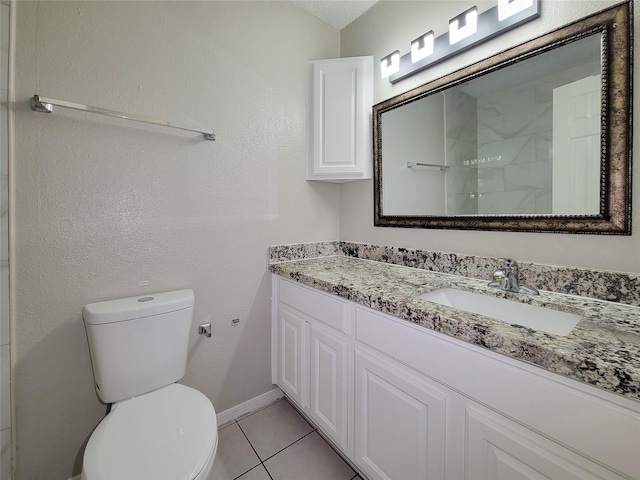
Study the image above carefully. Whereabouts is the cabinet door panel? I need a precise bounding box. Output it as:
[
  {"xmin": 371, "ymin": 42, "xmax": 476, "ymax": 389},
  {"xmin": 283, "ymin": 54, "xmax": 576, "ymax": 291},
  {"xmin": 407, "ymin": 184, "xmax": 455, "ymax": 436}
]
[
  {"xmin": 464, "ymin": 404, "xmax": 628, "ymax": 480},
  {"xmin": 307, "ymin": 56, "xmax": 373, "ymax": 181},
  {"xmin": 278, "ymin": 307, "xmax": 306, "ymax": 407},
  {"xmin": 309, "ymin": 324, "xmax": 349, "ymax": 450},
  {"xmin": 354, "ymin": 349, "xmax": 446, "ymax": 480}
]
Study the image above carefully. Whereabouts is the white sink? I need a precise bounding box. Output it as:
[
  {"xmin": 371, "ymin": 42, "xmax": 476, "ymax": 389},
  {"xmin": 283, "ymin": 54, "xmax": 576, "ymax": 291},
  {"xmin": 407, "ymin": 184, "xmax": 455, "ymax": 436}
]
[{"xmin": 418, "ymin": 288, "xmax": 581, "ymax": 336}]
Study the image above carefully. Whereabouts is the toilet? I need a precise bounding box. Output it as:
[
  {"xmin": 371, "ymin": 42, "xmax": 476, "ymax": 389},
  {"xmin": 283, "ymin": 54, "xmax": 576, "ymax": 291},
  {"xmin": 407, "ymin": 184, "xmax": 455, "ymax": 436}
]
[{"xmin": 80, "ymin": 289, "xmax": 218, "ymax": 480}]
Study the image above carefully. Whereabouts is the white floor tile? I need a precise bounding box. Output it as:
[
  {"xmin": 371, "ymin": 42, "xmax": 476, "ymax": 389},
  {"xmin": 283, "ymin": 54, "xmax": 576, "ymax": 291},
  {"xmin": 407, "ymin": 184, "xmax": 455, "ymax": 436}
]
[
  {"xmin": 238, "ymin": 399, "xmax": 313, "ymax": 461},
  {"xmin": 211, "ymin": 423, "xmax": 260, "ymax": 480},
  {"xmin": 236, "ymin": 464, "xmax": 271, "ymax": 480},
  {"xmin": 264, "ymin": 431, "xmax": 355, "ymax": 480}
]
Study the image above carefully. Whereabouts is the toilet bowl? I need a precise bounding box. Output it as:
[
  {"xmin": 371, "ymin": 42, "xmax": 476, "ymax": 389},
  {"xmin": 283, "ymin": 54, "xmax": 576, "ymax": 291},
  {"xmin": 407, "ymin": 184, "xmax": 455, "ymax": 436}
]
[
  {"xmin": 81, "ymin": 384, "xmax": 217, "ymax": 480},
  {"xmin": 80, "ymin": 290, "xmax": 218, "ymax": 479}
]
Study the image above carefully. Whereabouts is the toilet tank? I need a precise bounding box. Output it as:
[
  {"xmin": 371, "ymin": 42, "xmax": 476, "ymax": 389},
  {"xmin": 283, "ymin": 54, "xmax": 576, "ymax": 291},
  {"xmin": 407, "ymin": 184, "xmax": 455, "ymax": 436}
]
[{"xmin": 83, "ymin": 290, "xmax": 194, "ymax": 404}]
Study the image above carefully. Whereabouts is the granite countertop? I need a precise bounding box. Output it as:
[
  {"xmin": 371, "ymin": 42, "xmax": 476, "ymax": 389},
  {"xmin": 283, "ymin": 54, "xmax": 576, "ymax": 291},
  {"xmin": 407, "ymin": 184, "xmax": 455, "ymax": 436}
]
[{"xmin": 269, "ymin": 256, "xmax": 640, "ymax": 402}]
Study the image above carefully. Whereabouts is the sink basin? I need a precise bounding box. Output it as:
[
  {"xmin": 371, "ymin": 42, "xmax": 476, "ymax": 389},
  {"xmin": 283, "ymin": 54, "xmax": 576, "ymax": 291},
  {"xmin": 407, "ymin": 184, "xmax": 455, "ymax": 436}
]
[{"xmin": 418, "ymin": 288, "xmax": 581, "ymax": 336}]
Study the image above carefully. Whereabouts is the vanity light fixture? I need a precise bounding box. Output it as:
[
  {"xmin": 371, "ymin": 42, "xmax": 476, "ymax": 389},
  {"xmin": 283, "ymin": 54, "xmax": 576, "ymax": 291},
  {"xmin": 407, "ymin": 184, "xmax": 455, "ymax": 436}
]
[
  {"xmin": 385, "ymin": 0, "xmax": 539, "ymax": 83},
  {"xmin": 381, "ymin": 50, "xmax": 401, "ymax": 78},
  {"xmin": 498, "ymin": 0, "xmax": 534, "ymax": 21},
  {"xmin": 411, "ymin": 31, "xmax": 435, "ymax": 63},
  {"xmin": 449, "ymin": 7, "xmax": 478, "ymax": 45}
]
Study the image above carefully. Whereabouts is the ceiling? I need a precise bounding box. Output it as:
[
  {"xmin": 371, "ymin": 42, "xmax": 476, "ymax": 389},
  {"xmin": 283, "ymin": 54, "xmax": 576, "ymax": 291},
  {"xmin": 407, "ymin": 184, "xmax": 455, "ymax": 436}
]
[{"xmin": 290, "ymin": 0, "xmax": 379, "ymax": 30}]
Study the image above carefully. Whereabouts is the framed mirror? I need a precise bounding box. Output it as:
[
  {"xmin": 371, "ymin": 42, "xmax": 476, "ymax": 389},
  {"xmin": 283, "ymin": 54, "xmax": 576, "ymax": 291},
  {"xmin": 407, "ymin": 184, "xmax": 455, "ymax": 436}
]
[{"xmin": 373, "ymin": 2, "xmax": 631, "ymax": 234}]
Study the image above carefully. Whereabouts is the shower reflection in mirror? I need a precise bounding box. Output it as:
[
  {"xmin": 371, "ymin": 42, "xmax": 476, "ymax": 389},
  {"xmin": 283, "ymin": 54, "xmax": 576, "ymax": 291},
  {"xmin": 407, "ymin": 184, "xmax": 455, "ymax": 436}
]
[{"xmin": 380, "ymin": 33, "xmax": 602, "ymax": 217}]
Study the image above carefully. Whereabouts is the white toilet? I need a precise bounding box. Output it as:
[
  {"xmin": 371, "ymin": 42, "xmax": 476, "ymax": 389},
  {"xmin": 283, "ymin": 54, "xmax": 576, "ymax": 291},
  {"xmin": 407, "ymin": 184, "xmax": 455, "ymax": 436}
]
[{"xmin": 80, "ymin": 289, "xmax": 218, "ymax": 480}]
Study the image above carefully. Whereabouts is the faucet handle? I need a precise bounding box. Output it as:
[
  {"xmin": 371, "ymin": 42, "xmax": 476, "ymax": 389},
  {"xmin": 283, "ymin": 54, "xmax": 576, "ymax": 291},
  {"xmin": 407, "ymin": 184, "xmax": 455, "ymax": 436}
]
[{"xmin": 497, "ymin": 258, "xmax": 518, "ymax": 271}]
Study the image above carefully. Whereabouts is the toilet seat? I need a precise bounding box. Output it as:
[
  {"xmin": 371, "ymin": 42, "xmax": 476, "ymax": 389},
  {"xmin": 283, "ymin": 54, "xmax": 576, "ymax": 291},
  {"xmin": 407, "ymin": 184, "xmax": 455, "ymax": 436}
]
[{"xmin": 82, "ymin": 384, "xmax": 217, "ymax": 480}]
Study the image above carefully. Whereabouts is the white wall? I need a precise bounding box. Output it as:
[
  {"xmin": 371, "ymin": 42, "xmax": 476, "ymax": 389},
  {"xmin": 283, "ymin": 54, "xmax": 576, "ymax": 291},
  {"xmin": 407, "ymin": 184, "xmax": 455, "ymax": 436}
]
[
  {"xmin": 382, "ymin": 94, "xmax": 446, "ymax": 215},
  {"xmin": 0, "ymin": 2, "xmax": 10, "ymax": 478},
  {"xmin": 340, "ymin": 0, "xmax": 640, "ymax": 274},
  {"xmin": 12, "ymin": 1, "xmax": 339, "ymax": 478}
]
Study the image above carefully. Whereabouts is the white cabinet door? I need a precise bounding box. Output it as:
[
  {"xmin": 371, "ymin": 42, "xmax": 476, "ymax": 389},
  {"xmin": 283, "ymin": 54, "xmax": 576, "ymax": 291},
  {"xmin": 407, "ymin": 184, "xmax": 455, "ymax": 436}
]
[
  {"xmin": 354, "ymin": 348, "xmax": 446, "ymax": 480},
  {"xmin": 309, "ymin": 323, "xmax": 349, "ymax": 451},
  {"xmin": 278, "ymin": 307, "xmax": 307, "ymax": 408},
  {"xmin": 464, "ymin": 402, "xmax": 628, "ymax": 480},
  {"xmin": 307, "ymin": 56, "xmax": 373, "ymax": 182}
]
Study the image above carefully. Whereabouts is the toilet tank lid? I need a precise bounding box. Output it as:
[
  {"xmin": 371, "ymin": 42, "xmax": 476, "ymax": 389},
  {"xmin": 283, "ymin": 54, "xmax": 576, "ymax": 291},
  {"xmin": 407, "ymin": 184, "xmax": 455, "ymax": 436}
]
[{"xmin": 83, "ymin": 289, "xmax": 195, "ymax": 325}]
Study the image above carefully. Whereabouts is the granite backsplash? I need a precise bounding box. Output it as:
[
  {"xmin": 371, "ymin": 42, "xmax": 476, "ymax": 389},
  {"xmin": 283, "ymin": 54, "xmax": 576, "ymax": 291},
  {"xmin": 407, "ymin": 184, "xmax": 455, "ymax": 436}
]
[{"xmin": 268, "ymin": 241, "xmax": 640, "ymax": 307}]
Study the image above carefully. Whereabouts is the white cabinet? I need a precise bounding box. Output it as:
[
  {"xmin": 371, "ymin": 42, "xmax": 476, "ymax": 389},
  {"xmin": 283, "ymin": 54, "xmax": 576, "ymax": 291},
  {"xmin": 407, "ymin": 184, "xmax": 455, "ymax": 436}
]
[
  {"xmin": 462, "ymin": 402, "xmax": 629, "ymax": 480},
  {"xmin": 273, "ymin": 278, "xmax": 351, "ymax": 453},
  {"xmin": 272, "ymin": 276, "xmax": 640, "ymax": 480},
  {"xmin": 309, "ymin": 323, "xmax": 349, "ymax": 449},
  {"xmin": 306, "ymin": 56, "xmax": 373, "ymax": 182},
  {"xmin": 277, "ymin": 307, "xmax": 306, "ymax": 407},
  {"xmin": 354, "ymin": 347, "xmax": 446, "ymax": 480},
  {"xmin": 353, "ymin": 306, "xmax": 640, "ymax": 480}
]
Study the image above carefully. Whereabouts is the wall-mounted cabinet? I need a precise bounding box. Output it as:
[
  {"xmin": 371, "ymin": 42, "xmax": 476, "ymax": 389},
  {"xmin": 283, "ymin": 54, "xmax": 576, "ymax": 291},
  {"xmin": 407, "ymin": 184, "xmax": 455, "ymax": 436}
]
[
  {"xmin": 306, "ymin": 56, "xmax": 373, "ymax": 182},
  {"xmin": 272, "ymin": 276, "xmax": 640, "ymax": 480}
]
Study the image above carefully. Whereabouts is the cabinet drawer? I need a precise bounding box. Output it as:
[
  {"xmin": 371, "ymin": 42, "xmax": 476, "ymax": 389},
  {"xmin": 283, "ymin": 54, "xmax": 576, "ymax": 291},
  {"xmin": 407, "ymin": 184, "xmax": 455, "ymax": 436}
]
[{"xmin": 279, "ymin": 279, "xmax": 349, "ymax": 334}]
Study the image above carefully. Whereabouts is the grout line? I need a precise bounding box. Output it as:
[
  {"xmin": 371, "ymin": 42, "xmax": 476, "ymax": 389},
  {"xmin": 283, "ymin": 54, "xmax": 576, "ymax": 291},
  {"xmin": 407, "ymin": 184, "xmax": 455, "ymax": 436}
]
[
  {"xmin": 259, "ymin": 429, "xmax": 317, "ymax": 463},
  {"xmin": 231, "ymin": 396, "xmax": 361, "ymax": 480},
  {"xmin": 217, "ymin": 418, "xmax": 239, "ymax": 432},
  {"xmin": 233, "ymin": 463, "xmax": 272, "ymax": 480},
  {"xmin": 233, "ymin": 418, "xmax": 279, "ymax": 480},
  {"xmin": 282, "ymin": 398, "xmax": 361, "ymax": 479},
  {"xmin": 236, "ymin": 422, "xmax": 262, "ymax": 465}
]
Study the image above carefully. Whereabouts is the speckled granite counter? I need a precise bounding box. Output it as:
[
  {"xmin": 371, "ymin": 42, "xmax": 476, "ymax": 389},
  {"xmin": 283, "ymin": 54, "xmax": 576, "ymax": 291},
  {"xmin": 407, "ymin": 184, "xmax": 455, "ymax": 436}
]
[{"xmin": 269, "ymin": 255, "xmax": 640, "ymax": 402}]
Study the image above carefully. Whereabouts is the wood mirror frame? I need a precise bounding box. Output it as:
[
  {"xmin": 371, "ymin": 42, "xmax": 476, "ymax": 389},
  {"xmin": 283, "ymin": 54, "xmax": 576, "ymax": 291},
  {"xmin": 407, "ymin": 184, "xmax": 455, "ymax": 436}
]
[{"xmin": 373, "ymin": 2, "xmax": 632, "ymax": 234}]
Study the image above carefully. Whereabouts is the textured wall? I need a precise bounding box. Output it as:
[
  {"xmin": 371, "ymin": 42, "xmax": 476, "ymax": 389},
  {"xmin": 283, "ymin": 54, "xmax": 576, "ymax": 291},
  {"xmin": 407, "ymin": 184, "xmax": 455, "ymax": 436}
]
[
  {"xmin": 340, "ymin": 0, "xmax": 640, "ymax": 273},
  {"xmin": 13, "ymin": 2, "xmax": 339, "ymax": 478}
]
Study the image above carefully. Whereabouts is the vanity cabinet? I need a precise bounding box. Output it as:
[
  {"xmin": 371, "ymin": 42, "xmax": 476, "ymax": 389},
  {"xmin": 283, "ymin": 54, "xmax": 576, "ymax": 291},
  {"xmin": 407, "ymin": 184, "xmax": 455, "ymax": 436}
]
[
  {"xmin": 306, "ymin": 56, "xmax": 373, "ymax": 182},
  {"xmin": 274, "ymin": 278, "xmax": 351, "ymax": 453},
  {"xmin": 309, "ymin": 322, "xmax": 349, "ymax": 449},
  {"xmin": 277, "ymin": 307, "xmax": 306, "ymax": 406},
  {"xmin": 272, "ymin": 276, "xmax": 640, "ymax": 480},
  {"xmin": 461, "ymin": 400, "xmax": 628, "ymax": 480},
  {"xmin": 354, "ymin": 346, "xmax": 447, "ymax": 480}
]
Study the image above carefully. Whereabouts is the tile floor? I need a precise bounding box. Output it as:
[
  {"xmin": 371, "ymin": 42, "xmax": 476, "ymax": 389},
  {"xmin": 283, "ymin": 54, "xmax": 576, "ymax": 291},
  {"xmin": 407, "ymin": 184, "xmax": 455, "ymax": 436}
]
[{"xmin": 212, "ymin": 398, "xmax": 362, "ymax": 480}]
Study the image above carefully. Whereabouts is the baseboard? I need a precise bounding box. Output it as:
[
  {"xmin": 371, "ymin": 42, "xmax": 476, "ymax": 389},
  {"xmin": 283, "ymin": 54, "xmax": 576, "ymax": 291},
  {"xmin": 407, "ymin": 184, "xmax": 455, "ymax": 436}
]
[{"xmin": 216, "ymin": 386, "xmax": 284, "ymax": 426}]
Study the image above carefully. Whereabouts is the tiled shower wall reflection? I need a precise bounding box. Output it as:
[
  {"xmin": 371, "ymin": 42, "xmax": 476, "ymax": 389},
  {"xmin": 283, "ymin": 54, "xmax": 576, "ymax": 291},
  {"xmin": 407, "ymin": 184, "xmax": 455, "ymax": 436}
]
[
  {"xmin": 475, "ymin": 79, "xmax": 553, "ymax": 214},
  {"xmin": 445, "ymin": 57, "xmax": 600, "ymax": 216},
  {"xmin": 0, "ymin": 2, "xmax": 10, "ymax": 479},
  {"xmin": 446, "ymin": 80, "xmax": 553, "ymax": 215},
  {"xmin": 445, "ymin": 87, "xmax": 478, "ymax": 214}
]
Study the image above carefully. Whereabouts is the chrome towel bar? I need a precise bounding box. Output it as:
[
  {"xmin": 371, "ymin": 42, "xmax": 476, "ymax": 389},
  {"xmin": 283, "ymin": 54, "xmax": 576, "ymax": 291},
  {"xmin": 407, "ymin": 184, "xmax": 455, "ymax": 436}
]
[
  {"xmin": 31, "ymin": 94, "xmax": 216, "ymax": 141},
  {"xmin": 406, "ymin": 162, "xmax": 449, "ymax": 171}
]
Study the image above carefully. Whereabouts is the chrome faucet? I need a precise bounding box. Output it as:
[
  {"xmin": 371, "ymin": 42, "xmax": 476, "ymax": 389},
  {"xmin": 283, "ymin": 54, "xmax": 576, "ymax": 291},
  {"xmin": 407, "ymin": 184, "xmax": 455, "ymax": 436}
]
[{"xmin": 488, "ymin": 258, "xmax": 539, "ymax": 295}]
